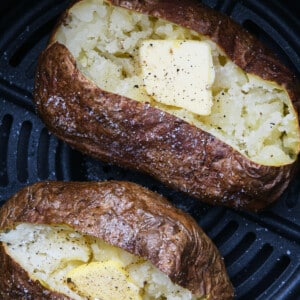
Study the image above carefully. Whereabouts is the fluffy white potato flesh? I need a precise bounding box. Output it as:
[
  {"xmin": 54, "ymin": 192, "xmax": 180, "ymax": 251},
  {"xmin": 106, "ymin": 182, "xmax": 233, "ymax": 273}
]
[
  {"xmin": 0, "ymin": 224, "xmax": 204, "ymax": 300},
  {"xmin": 54, "ymin": 0, "xmax": 300, "ymax": 166}
]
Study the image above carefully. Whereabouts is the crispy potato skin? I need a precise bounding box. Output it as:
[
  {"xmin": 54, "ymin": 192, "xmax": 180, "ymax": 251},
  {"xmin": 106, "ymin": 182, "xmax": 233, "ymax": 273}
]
[
  {"xmin": 35, "ymin": 43, "xmax": 297, "ymax": 211},
  {"xmin": 0, "ymin": 181, "xmax": 234, "ymax": 299},
  {"xmin": 34, "ymin": 0, "xmax": 300, "ymax": 211}
]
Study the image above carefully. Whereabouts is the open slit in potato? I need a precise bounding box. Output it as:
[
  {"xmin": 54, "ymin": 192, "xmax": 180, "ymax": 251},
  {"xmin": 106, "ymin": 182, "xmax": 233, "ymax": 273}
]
[
  {"xmin": 34, "ymin": 0, "xmax": 300, "ymax": 210},
  {"xmin": 1, "ymin": 223, "xmax": 204, "ymax": 300},
  {"xmin": 54, "ymin": 0, "xmax": 300, "ymax": 166},
  {"xmin": 0, "ymin": 181, "xmax": 234, "ymax": 299}
]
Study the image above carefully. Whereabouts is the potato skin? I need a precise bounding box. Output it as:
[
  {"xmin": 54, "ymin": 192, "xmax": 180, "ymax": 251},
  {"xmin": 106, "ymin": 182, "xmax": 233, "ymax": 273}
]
[
  {"xmin": 34, "ymin": 0, "xmax": 300, "ymax": 211},
  {"xmin": 0, "ymin": 181, "xmax": 234, "ymax": 299}
]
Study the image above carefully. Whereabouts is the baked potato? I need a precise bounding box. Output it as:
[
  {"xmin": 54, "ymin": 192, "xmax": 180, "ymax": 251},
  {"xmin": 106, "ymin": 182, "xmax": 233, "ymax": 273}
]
[
  {"xmin": 0, "ymin": 181, "xmax": 234, "ymax": 299},
  {"xmin": 34, "ymin": 0, "xmax": 300, "ymax": 211}
]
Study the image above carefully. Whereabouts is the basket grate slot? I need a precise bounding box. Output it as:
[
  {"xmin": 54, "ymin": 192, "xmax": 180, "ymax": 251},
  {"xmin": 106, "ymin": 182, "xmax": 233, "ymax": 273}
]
[
  {"xmin": 55, "ymin": 141, "xmax": 67, "ymax": 181},
  {"xmin": 232, "ymin": 243, "xmax": 273, "ymax": 287},
  {"xmin": 37, "ymin": 128, "xmax": 50, "ymax": 180},
  {"xmin": 239, "ymin": 255, "xmax": 291, "ymax": 299},
  {"xmin": 0, "ymin": 114, "xmax": 13, "ymax": 187},
  {"xmin": 212, "ymin": 220, "xmax": 239, "ymax": 248},
  {"xmin": 224, "ymin": 232, "xmax": 256, "ymax": 267},
  {"xmin": 16, "ymin": 120, "xmax": 32, "ymax": 183}
]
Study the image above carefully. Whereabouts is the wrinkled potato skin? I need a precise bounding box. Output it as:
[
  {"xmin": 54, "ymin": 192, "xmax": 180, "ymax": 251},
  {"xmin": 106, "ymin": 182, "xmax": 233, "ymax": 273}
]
[
  {"xmin": 0, "ymin": 181, "xmax": 234, "ymax": 299},
  {"xmin": 34, "ymin": 0, "xmax": 300, "ymax": 211}
]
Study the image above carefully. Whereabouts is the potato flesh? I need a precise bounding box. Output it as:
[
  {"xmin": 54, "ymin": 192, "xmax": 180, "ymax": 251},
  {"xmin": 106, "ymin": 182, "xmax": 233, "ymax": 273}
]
[
  {"xmin": 0, "ymin": 224, "xmax": 202, "ymax": 300},
  {"xmin": 54, "ymin": 0, "xmax": 300, "ymax": 165}
]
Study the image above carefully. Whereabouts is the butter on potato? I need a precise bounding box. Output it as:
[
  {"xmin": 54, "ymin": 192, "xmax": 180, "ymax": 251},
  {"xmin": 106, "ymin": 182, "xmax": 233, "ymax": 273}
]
[
  {"xmin": 54, "ymin": 0, "xmax": 300, "ymax": 166},
  {"xmin": 67, "ymin": 261, "xmax": 141, "ymax": 300},
  {"xmin": 34, "ymin": 0, "xmax": 300, "ymax": 211},
  {"xmin": 0, "ymin": 181, "xmax": 234, "ymax": 299},
  {"xmin": 0, "ymin": 223, "xmax": 204, "ymax": 300},
  {"xmin": 140, "ymin": 40, "xmax": 215, "ymax": 116}
]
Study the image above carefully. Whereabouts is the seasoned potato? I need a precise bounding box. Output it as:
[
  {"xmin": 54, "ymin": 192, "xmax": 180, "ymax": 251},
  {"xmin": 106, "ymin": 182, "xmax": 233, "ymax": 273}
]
[
  {"xmin": 34, "ymin": 0, "xmax": 300, "ymax": 210},
  {"xmin": 0, "ymin": 181, "xmax": 234, "ymax": 299}
]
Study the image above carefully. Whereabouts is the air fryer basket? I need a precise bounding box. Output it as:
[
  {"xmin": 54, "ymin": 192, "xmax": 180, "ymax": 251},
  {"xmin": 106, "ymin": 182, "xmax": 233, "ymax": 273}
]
[{"xmin": 0, "ymin": 0, "xmax": 299, "ymax": 299}]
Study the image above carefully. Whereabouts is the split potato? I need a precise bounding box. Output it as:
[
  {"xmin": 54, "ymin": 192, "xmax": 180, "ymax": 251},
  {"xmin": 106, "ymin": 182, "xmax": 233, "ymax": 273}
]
[
  {"xmin": 0, "ymin": 181, "xmax": 234, "ymax": 299},
  {"xmin": 34, "ymin": 0, "xmax": 300, "ymax": 210}
]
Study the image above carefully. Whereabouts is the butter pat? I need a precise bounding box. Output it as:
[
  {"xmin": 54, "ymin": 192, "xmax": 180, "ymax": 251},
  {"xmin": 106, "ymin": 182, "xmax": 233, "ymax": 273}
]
[
  {"xmin": 67, "ymin": 261, "xmax": 141, "ymax": 300},
  {"xmin": 140, "ymin": 40, "xmax": 215, "ymax": 115}
]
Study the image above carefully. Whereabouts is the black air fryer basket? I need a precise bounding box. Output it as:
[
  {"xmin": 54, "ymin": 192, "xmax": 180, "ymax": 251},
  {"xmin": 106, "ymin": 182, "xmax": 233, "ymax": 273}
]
[{"xmin": 0, "ymin": 0, "xmax": 299, "ymax": 299}]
